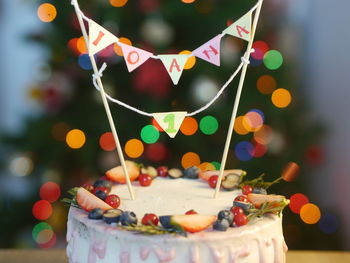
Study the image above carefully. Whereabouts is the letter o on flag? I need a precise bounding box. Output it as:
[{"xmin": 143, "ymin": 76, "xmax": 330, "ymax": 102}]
[{"xmin": 127, "ymin": 51, "xmax": 140, "ymax": 65}]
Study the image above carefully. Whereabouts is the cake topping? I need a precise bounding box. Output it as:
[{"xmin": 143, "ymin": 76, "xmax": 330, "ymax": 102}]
[
  {"xmin": 142, "ymin": 213, "xmax": 159, "ymax": 226},
  {"xmin": 105, "ymin": 194, "xmax": 121, "ymax": 209},
  {"xmin": 106, "ymin": 161, "xmax": 140, "ymax": 183},
  {"xmin": 103, "ymin": 209, "xmax": 123, "ymax": 224}
]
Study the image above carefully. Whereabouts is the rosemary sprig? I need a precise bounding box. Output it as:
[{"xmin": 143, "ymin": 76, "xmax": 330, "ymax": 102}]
[
  {"xmin": 118, "ymin": 224, "xmax": 187, "ymax": 237},
  {"xmin": 240, "ymin": 173, "xmax": 283, "ymax": 189},
  {"xmin": 61, "ymin": 187, "xmax": 79, "ymax": 208},
  {"xmin": 247, "ymin": 199, "xmax": 290, "ymax": 220}
]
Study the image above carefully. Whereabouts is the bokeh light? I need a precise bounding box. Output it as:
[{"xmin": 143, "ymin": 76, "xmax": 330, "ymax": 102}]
[
  {"xmin": 77, "ymin": 36, "xmax": 87, "ymax": 54},
  {"xmin": 110, "ymin": 0, "xmax": 129, "ymax": 7},
  {"xmin": 40, "ymin": 182, "xmax": 61, "ymax": 203},
  {"xmin": 300, "ymin": 203, "xmax": 321, "ymax": 224},
  {"xmin": 254, "ymin": 125, "xmax": 273, "ymax": 145},
  {"xmin": 145, "ymin": 143, "xmax": 167, "ymax": 162},
  {"xmin": 38, "ymin": 233, "xmax": 57, "ymax": 249},
  {"xmin": 78, "ymin": 54, "xmax": 92, "ymax": 70},
  {"xmin": 99, "ymin": 132, "xmax": 116, "ymax": 151},
  {"xmin": 140, "ymin": 125, "xmax": 160, "ymax": 144},
  {"xmin": 289, "ymin": 193, "xmax": 309, "ymax": 214},
  {"xmin": 125, "ymin": 139, "xmax": 144, "ymax": 158},
  {"xmin": 198, "ymin": 162, "xmax": 216, "ymax": 171},
  {"xmin": 318, "ymin": 213, "xmax": 339, "ymax": 234},
  {"xmin": 52, "ymin": 122, "xmax": 70, "ymax": 141},
  {"xmin": 257, "ymin": 75, "xmax": 276, "ymax": 94},
  {"xmin": 271, "ymin": 88, "xmax": 292, "ymax": 108},
  {"xmin": 32, "ymin": 222, "xmax": 52, "ymax": 241},
  {"xmin": 235, "ymin": 141, "xmax": 254, "ymax": 161},
  {"xmin": 263, "ymin": 50, "xmax": 283, "ymax": 70},
  {"xmin": 32, "ymin": 200, "xmax": 53, "ymax": 220},
  {"xmin": 243, "ymin": 111, "xmax": 264, "ymax": 132},
  {"xmin": 182, "ymin": 0, "xmax": 196, "ymax": 3},
  {"xmin": 180, "ymin": 117, "xmax": 198, "ymax": 135},
  {"xmin": 36, "ymin": 229, "xmax": 54, "ymax": 244},
  {"xmin": 37, "ymin": 3, "xmax": 57, "ymax": 23},
  {"xmin": 66, "ymin": 129, "xmax": 86, "ymax": 149},
  {"xmin": 179, "ymin": 50, "xmax": 196, "ymax": 70},
  {"xmin": 199, "ymin": 115, "xmax": 218, "ymax": 135},
  {"xmin": 67, "ymin": 38, "xmax": 80, "ymax": 55},
  {"xmin": 252, "ymin": 142, "xmax": 267, "ymax": 157},
  {"xmin": 9, "ymin": 155, "xmax": 34, "ymax": 177},
  {"xmin": 234, "ymin": 116, "xmax": 249, "ymax": 135},
  {"xmin": 211, "ymin": 161, "xmax": 221, "ymax": 170},
  {"xmin": 114, "ymin": 37, "xmax": 132, "ymax": 56},
  {"xmin": 251, "ymin": 41, "xmax": 269, "ymax": 60},
  {"xmin": 281, "ymin": 162, "xmax": 300, "ymax": 182},
  {"xmin": 181, "ymin": 152, "xmax": 201, "ymax": 169}
]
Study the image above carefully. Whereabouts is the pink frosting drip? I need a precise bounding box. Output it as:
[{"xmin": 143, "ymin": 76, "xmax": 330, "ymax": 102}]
[
  {"xmin": 153, "ymin": 246, "xmax": 176, "ymax": 263},
  {"xmin": 272, "ymin": 238, "xmax": 286, "ymax": 263},
  {"xmin": 210, "ymin": 247, "xmax": 224, "ymax": 263},
  {"xmin": 190, "ymin": 245, "xmax": 200, "ymax": 263},
  {"xmin": 120, "ymin": 251, "xmax": 130, "ymax": 263},
  {"xmin": 87, "ymin": 233, "xmax": 107, "ymax": 263},
  {"xmin": 140, "ymin": 247, "xmax": 152, "ymax": 260}
]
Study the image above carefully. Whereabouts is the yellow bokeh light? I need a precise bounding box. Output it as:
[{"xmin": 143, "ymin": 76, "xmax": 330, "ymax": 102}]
[
  {"xmin": 179, "ymin": 50, "xmax": 196, "ymax": 70},
  {"xmin": 257, "ymin": 75, "xmax": 276, "ymax": 94},
  {"xmin": 125, "ymin": 139, "xmax": 144, "ymax": 158},
  {"xmin": 37, "ymin": 3, "xmax": 57, "ymax": 23},
  {"xmin": 234, "ymin": 116, "xmax": 250, "ymax": 135},
  {"xmin": 198, "ymin": 162, "xmax": 216, "ymax": 171},
  {"xmin": 271, "ymin": 88, "xmax": 292, "ymax": 108},
  {"xmin": 66, "ymin": 129, "xmax": 86, "ymax": 149},
  {"xmin": 109, "ymin": 0, "xmax": 129, "ymax": 7},
  {"xmin": 300, "ymin": 203, "xmax": 321, "ymax": 224},
  {"xmin": 77, "ymin": 36, "xmax": 87, "ymax": 54},
  {"xmin": 181, "ymin": 152, "xmax": 201, "ymax": 169},
  {"xmin": 114, "ymin": 37, "xmax": 132, "ymax": 56}
]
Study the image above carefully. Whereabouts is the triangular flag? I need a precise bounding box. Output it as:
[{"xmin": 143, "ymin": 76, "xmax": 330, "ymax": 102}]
[
  {"xmin": 88, "ymin": 20, "xmax": 118, "ymax": 56},
  {"xmin": 119, "ymin": 43, "xmax": 153, "ymax": 72},
  {"xmin": 192, "ymin": 35, "xmax": 222, "ymax": 66},
  {"xmin": 158, "ymin": 55, "xmax": 188, "ymax": 85},
  {"xmin": 153, "ymin": 112, "xmax": 187, "ymax": 138},
  {"xmin": 223, "ymin": 12, "xmax": 252, "ymax": 42}
]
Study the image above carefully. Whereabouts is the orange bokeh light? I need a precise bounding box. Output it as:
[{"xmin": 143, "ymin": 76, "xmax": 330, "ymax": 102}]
[
  {"xmin": 99, "ymin": 132, "xmax": 116, "ymax": 151},
  {"xmin": 234, "ymin": 116, "xmax": 249, "ymax": 135},
  {"xmin": 125, "ymin": 139, "xmax": 144, "ymax": 158},
  {"xmin": 109, "ymin": 0, "xmax": 129, "ymax": 7},
  {"xmin": 271, "ymin": 88, "xmax": 292, "ymax": 108},
  {"xmin": 257, "ymin": 75, "xmax": 276, "ymax": 94},
  {"xmin": 198, "ymin": 162, "xmax": 216, "ymax": 171},
  {"xmin": 114, "ymin": 38, "xmax": 132, "ymax": 56},
  {"xmin": 180, "ymin": 117, "xmax": 198, "ymax": 135},
  {"xmin": 300, "ymin": 203, "xmax": 321, "ymax": 224},
  {"xmin": 181, "ymin": 152, "xmax": 201, "ymax": 169},
  {"xmin": 66, "ymin": 129, "xmax": 86, "ymax": 149},
  {"xmin": 179, "ymin": 50, "xmax": 196, "ymax": 70},
  {"xmin": 77, "ymin": 36, "xmax": 87, "ymax": 54},
  {"xmin": 37, "ymin": 3, "xmax": 57, "ymax": 23}
]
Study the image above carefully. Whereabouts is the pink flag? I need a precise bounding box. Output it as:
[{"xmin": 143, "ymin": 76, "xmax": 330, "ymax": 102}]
[
  {"xmin": 119, "ymin": 43, "xmax": 154, "ymax": 72},
  {"xmin": 192, "ymin": 35, "xmax": 222, "ymax": 66}
]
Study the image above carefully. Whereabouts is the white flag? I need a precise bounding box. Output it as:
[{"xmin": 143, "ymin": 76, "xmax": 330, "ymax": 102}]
[
  {"xmin": 158, "ymin": 55, "xmax": 188, "ymax": 85},
  {"xmin": 89, "ymin": 20, "xmax": 118, "ymax": 56},
  {"xmin": 223, "ymin": 12, "xmax": 252, "ymax": 42},
  {"xmin": 153, "ymin": 112, "xmax": 187, "ymax": 138}
]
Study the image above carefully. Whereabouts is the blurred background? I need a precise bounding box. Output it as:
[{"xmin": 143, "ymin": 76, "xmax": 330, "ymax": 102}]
[{"xmin": 0, "ymin": 0, "xmax": 349, "ymax": 251}]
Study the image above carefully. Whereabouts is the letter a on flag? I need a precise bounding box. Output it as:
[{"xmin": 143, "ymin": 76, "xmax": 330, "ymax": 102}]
[
  {"xmin": 153, "ymin": 112, "xmax": 187, "ymax": 138},
  {"xmin": 158, "ymin": 55, "xmax": 188, "ymax": 85},
  {"xmin": 192, "ymin": 35, "xmax": 222, "ymax": 66},
  {"xmin": 119, "ymin": 43, "xmax": 153, "ymax": 72},
  {"xmin": 89, "ymin": 20, "xmax": 118, "ymax": 56},
  {"xmin": 223, "ymin": 12, "xmax": 252, "ymax": 42}
]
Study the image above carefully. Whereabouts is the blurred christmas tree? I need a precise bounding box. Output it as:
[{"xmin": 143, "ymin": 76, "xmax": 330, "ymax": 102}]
[{"xmin": 0, "ymin": 0, "xmax": 342, "ymax": 250}]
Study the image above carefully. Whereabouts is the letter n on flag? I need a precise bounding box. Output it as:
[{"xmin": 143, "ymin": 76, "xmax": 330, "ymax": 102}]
[
  {"xmin": 88, "ymin": 20, "xmax": 118, "ymax": 56},
  {"xmin": 192, "ymin": 35, "xmax": 222, "ymax": 66},
  {"xmin": 223, "ymin": 12, "xmax": 252, "ymax": 42},
  {"xmin": 158, "ymin": 55, "xmax": 188, "ymax": 85},
  {"xmin": 119, "ymin": 43, "xmax": 153, "ymax": 72}
]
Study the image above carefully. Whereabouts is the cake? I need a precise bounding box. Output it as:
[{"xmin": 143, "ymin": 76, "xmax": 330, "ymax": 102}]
[{"xmin": 65, "ymin": 163, "xmax": 289, "ymax": 263}]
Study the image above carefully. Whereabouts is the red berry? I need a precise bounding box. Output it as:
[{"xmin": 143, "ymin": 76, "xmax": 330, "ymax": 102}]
[
  {"xmin": 234, "ymin": 195, "xmax": 248, "ymax": 203},
  {"xmin": 83, "ymin": 183, "xmax": 94, "ymax": 192},
  {"xmin": 142, "ymin": 213, "xmax": 159, "ymax": 226},
  {"xmin": 185, "ymin": 209, "xmax": 198, "ymax": 215},
  {"xmin": 157, "ymin": 166, "xmax": 168, "ymax": 177},
  {"xmin": 105, "ymin": 194, "xmax": 120, "ymax": 209},
  {"xmin": 208, "ymin": 175, "xmax": 218, "ymax": 189},
  {"xmin": 139, "ymin": 174, "xmax": 152, "ymax": 187},
  {"xmin": 234, "ymin": 213, "xmax": 248, "ymax": 226},
  {"xmin": 242, "ymin": 185, "xmax": 253, "ymax": 195},
  {"xmin": 230, "ymin": 206, "xmax": 244, "ymax": 217},
  {"xmin": 93, "ymin": 186, "xmax": 109, "ymax": 195}
]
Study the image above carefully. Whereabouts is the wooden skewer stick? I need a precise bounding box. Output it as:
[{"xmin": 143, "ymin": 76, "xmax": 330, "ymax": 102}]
[
  {"xmin": 214, "ymin": 0, "xmax": 264, "ymax": 198},
  {"xmin": 72, "ymin": 2, "xmax": 135, "ymax": 200}
]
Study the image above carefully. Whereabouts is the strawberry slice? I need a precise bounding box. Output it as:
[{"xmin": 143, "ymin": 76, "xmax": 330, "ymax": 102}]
[
  {"xmin": 76, "ymin": 187, "xmax": 113, "ymax": 212},
  {"xmin": 199, "ymin": 169, "xmax": 244, "ymax": 181},
  {"xmin": 106, "ymin": 161, "xmax": 140, "ymax": 184},
  {"xmin": 247, "ymin": 193, "xmax": 287, "ymax": 208},
  {"xmin": 160, "ymin": 215, "xmax": 217, "ymax": 233}
]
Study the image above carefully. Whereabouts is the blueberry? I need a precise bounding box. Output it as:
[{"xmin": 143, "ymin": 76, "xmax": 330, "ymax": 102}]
[
  {"xmin": 103, "ymin": 209, "xmax": 123, "ymax": 224},
  {"xmin": 94, "ymin": 190, "xmax": 107, "ymax": 200},
  {"xmin": 88, "ymin": 208, "xmax": 103, "ymax": 220},
  {"xmin": 213, "ymin": 219, "xmax": 230, "ymax": 231},
  {"xmin": 217, "ymin": 210, "xmax": 234, "ymax": 226},
  {"xmin": 184, "ymin": 166, "xmax": 200, "ymax": 179},
  {"xmin": 120, "ymin": 211, "xmax": 138, "ymax": 226},
  {"xmin": 233, "ymin": 201, "xmax": 253, "ymax": 214},
  {"xmin": 93, "ymin": 179, "xmax": 112, "ymax": 191},
  {"xmin": 159, "ymin": 216, "xmax": 172, "ymax": 228},
  {"xmin": 252, "ymin": 188, "xmax": 267, "ymax": 194}
]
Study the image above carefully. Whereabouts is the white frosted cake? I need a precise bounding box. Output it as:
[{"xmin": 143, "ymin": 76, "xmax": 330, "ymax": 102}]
[{"xmin": 65, "ymin": 167, "xmax": 288, "ymax": 263}]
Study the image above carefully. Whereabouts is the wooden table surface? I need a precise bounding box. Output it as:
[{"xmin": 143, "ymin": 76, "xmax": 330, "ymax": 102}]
[{"xmin": 0, "ymin": 249, "xmax": 349, "ymax": 263}]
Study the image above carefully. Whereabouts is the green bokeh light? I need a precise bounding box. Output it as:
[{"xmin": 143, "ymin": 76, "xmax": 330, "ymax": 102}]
[
  {"xmin": 140, "ymin": 125, "xmax": 160, "ymax": 144},
  {"xmin": 211, "ymin": 161, "xmax": 221, "ymax": 170},
  {"xmin": 263, "ymin": 50, "xmax": 283, "ymax": 70},
  {"xmin": 199, "ymin": 116, "xmax": 219, "ymax": 135},
  {"xmin": 32, "ymin": 222, "xmax": 52, "ymax": 241}
]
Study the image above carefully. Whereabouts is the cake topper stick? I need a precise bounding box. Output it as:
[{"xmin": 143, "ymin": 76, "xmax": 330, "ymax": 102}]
[
  {"xmin": 214, "ymin": 0, "xmax": 264, "ymax": 198},
  {"xmin": 72, "ymin": 1, "xmax": 135, "ymax": 200}
]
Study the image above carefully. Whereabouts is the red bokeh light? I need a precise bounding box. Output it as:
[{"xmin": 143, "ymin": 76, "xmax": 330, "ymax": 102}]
[
  {"xmin": 38, "ymin": 233, "xmax": 57, "ymax": 249},
  {"xmin": 40, "ymin": 182, "xmax": 61, "ymax": 203},
  {"xmin": 32, "ymin": 200, "xmax": 53, "ymax": 220},
  {"xmin": 99, "ymin": 132, "xmax": 116, "ymax": 151},
  {"xmin": 145, "ymin": 143, "xmax": 167, "ymax": 162},
  {"xmin": 289, "ymin": 193, "xmax": 309, "ymax": 214}
]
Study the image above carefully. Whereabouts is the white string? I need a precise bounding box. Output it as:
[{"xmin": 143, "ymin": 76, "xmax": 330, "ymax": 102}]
[{"xmin": 92, "ymin": 50, "xmax": 253, "ymax": 117}]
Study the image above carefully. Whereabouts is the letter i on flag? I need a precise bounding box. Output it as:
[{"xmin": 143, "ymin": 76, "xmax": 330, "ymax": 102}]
[
  {"xmin": 223, "ymin": 12, "xmax": 252, "ymax": 42},
  {"xmin": 88, "ymin": 20, "xmax": 118, "ymax": 56},
  {"xmin": 192, "ymin": 35, "xmax": 222, "ymax": 66},
  {"xmin": 119, "ymin": 43, "xmax": 153, "ymax": 72},
  {"xmin": 158, "ymin": 55, "xmax": 188, "ymax": 85}
]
